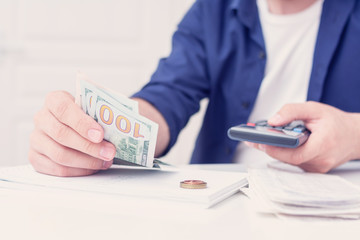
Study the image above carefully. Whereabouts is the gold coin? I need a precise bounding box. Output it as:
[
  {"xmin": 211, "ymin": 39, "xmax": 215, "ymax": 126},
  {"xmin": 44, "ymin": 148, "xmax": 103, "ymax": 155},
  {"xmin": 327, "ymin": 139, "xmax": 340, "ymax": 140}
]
[{"xmin": 180, "ymin": 180, "xmax": 207, "ymax": 189}]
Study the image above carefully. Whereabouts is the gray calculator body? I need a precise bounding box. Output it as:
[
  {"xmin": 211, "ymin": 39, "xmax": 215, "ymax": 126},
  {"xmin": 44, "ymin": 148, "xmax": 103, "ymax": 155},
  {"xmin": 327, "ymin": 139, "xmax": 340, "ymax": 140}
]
[{"xmin": 227, "ymin": 120, "xmax": 310, "ymax": 148}]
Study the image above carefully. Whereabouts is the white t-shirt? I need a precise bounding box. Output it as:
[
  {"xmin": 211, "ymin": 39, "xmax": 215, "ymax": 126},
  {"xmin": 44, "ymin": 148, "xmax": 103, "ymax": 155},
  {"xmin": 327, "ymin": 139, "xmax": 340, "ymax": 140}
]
[{"xmin": 233, "ymin": 0, "xmax": 324, "ymax": 167}]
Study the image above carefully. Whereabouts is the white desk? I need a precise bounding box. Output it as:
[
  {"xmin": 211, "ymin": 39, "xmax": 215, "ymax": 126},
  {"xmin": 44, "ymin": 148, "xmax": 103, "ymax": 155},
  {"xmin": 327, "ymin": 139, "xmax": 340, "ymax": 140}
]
[{"xmin": 1, "ymin": 162, "xmax": 360, "ymax": 240}]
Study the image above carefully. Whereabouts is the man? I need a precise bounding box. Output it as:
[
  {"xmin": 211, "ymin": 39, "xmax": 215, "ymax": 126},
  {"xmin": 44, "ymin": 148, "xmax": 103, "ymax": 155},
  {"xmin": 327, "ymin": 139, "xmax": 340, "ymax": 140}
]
[{"xmin": 29, "ymin": 0, "xmax": 360, "ymax": 177}]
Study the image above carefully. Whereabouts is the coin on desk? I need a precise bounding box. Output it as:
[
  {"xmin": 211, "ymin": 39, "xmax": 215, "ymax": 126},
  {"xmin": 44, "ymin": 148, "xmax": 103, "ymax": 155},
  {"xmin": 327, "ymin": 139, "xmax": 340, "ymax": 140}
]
[{"xmin": 180, "ymin": 180, "xmax": 207, "ymax": 189}]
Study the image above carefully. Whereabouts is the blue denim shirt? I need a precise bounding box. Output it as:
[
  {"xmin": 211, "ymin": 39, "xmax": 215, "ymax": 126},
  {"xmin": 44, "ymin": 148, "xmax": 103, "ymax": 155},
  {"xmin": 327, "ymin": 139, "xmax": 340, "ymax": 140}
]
[{"xmin": 133, "ymin": 0, "xmax": 360, "ymax": 164}]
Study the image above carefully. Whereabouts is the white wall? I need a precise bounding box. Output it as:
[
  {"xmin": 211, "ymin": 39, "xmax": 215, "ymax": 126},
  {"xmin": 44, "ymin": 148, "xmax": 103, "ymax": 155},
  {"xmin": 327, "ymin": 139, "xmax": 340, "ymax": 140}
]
[{"xmin": 0, "ymin": 0, "xmax": 205, "ymax": 167}]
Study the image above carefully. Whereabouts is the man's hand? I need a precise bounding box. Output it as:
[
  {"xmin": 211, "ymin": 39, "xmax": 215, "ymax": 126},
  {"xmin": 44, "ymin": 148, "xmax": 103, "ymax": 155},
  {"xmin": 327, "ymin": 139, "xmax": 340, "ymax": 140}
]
[
  {"xmin": 246, "ymin": 101, "xmax": 360, "ymax": 173},
  {"xmin": 28, "ymin": 91, "xmax": 116, "ymax": 177}
]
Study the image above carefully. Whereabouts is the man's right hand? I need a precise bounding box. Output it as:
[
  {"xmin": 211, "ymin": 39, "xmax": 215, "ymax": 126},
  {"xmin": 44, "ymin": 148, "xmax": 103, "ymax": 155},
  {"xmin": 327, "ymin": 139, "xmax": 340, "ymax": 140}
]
[{"xmin": 28, "ymin": 91, "xmax": 116, "ymax": 177}]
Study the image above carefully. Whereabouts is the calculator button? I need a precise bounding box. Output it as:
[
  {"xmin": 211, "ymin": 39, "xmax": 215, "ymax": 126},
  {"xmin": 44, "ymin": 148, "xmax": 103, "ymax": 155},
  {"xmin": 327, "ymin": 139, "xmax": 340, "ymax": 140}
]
[
  {"xmin": 293, "ymin": 127, "xmax": 305, "ymax": 133},
  {"xmin": 284, "ymin": 130, "xmax": 301, "ymax": 136},
  {"xmin": 287, "ymin": 120, "xmax": 305, "ymax": 128},
  {"xmin": 255, "ymin": 120, "xmax": 268, "ymax": 126}
]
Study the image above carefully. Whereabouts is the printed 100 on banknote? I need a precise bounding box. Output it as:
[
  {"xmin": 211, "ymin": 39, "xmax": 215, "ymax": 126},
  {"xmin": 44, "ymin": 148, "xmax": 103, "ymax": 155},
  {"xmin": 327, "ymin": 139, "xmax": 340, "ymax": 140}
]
[{"xmin": 75, "ymin": 73, "xmax": 158, "ymax": 168}]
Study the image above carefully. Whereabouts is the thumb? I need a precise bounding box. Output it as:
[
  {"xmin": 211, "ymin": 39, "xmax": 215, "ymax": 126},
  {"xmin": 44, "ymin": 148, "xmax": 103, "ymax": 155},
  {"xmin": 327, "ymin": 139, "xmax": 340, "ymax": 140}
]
[{"xmin": 268, "ymin": 101, "xmax": 323, "ymax": 126}]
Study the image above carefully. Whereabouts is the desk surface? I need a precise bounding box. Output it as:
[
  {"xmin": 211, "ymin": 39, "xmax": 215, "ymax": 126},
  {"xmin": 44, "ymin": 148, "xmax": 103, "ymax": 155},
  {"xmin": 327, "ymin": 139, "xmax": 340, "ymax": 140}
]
[{"xmin": 1, "ymin": 162, "xmax": 360, "ymax": 240}]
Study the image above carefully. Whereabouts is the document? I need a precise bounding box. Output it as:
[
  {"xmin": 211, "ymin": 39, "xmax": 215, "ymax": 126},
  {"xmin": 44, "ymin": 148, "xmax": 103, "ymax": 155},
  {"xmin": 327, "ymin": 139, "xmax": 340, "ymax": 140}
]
[
  {"xmin": 0, "ymin": 165, "xmax": 248, "ymax": 208},
  {"xmin": 246, "ymin": 167, "xmax": 360, "ymax": 220}
]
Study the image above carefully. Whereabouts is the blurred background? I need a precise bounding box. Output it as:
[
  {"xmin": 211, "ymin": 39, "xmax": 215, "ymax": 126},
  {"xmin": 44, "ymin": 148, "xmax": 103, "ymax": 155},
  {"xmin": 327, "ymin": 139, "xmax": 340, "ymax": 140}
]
[{"xmin": 0, "ymin": 0, "xmax": 207, "ymax": 167}]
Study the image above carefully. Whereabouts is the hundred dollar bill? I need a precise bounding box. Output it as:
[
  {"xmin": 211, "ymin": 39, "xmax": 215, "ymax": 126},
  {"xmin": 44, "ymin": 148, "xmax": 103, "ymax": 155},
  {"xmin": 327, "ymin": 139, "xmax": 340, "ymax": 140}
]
[
  {"xmin": 75, "ymin": 73, "xmax": 158, "ymax": 168},
  {"xmin": 75, "ymin": 72, "xmax": 138, "ymax": 113}
]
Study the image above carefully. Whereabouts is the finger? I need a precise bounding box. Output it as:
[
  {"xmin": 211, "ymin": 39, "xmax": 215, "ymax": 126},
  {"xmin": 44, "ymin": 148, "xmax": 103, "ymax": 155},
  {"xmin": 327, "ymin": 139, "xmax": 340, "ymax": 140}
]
[
  {"xmin": 268, "ymin": 101, "xmax": 324, "ymax": 126},
  {"xmin": 298, "ymin": 161, "xmax": 332, "ymax": 173},
  {"xmin": 29, "ymin": 148, "xmax": 99, "ymax": 177},
  {"xmin": 30, "ymin": 130, "xmax": 113, "ymax": 170},
  {"xmin": 260, "ymin": 136, "xmax": 320, "ymax": 166},
  {"xmin": 244, "ymin": 142, "xmax": 268, "ymax": 153},
  {"xmin": 245, "ymin": 142, "xmax": 302, "ymax": 163},
  {"xmin": 244, "ymin": 141, "xmax": 257, "ymax": 148},
  {"xmin": 259, "ymin": 145, "xmax": 306, "ymax": 165},
  {"xmin": 34, "ymin": 109, "xmax": 116, "ymax": 161},
  {"xmin": 45, "ymin": 91, "xmax": 104, "ymax": 143}
]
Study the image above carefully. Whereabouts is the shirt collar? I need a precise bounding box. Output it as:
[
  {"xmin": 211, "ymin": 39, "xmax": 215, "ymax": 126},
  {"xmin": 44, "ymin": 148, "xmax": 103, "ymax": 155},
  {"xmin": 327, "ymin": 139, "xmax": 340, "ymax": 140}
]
[
  {"xmin": 230, "ymin": 0, "xmax": 240, "ymax": 15},
  {"xmin": 230, "ymin": 0, "xmax": 266, "ymax": 49},
  {"xmin": 230, "ymin": 0, "xmax": 259, "ymax": 28}
]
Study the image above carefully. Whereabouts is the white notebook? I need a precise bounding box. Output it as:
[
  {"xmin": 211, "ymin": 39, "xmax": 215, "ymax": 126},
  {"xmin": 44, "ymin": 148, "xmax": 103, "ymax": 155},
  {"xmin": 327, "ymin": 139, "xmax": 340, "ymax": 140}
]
[{"xmin": 0, "ymin": 165, "xmax": 248, "ymax": 208}]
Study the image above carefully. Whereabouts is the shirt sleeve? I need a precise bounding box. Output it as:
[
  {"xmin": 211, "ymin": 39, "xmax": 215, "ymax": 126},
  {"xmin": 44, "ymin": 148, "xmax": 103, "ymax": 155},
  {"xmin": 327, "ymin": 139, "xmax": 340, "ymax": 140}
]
[{"xmin": 132, "ymin": 0, "xmax": 210, "ymax": 155}]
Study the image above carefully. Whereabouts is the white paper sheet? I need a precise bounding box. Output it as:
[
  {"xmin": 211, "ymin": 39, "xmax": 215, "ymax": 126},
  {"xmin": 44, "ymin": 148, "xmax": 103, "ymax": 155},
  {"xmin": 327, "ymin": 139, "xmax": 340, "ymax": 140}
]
[{"xmin": 247, "ymin": 168, "xmax": 360, "ymax": 219}]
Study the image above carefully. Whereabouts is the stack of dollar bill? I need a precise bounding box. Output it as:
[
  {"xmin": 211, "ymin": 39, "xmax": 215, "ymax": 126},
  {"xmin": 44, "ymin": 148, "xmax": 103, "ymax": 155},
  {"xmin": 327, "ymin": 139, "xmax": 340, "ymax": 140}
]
[{"xmin": 75, "ymin": 73, "xmax": 158, "ymax": 168}]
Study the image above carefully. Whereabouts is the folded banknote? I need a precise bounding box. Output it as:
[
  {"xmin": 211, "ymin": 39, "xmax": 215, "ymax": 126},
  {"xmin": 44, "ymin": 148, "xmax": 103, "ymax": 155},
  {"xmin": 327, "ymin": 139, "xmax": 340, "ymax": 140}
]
[{"xmin": 75, "ymin": 73, "xmax": 158, "ymax": 168}]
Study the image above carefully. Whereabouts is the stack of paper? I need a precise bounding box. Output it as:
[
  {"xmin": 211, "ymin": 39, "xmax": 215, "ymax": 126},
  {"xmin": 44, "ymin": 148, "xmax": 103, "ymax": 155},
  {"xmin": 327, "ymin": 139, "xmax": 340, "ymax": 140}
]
[
  {"xmin": 0, "ymin": 165, "xmax": 248, "ymax": 208},
  {"xmin": 246, "ymin": 168, "xmax": 360, "ymax": 220}
]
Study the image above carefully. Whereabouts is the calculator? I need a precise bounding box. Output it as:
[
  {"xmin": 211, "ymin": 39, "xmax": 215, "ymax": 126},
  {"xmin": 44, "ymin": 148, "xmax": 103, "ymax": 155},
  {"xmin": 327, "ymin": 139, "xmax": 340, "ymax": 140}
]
[{"xmin": 227, "ymin": 120, "xmax": 310, "ymax": 148}]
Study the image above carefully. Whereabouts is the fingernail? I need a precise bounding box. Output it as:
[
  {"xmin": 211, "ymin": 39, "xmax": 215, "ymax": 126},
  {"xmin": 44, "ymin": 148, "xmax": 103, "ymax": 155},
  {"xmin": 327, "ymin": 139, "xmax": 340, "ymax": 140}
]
[
  {"xmin": 88, "ymin": 129, "xmax": 102, "ymax": 142},
  {"xmin": 245, "ymin": 142, "xmax": 255, "ymax": 148},
  {"xmin": 270, "ymin": 114, "xmax": 282, "ymax": 124},
  {"xmin": 100, "ymin": 146, "xmax": 115, "ymax": 160},
  {"xmin": 102, "ymin": 160, "xmax": 113, "ymax": 169}
]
